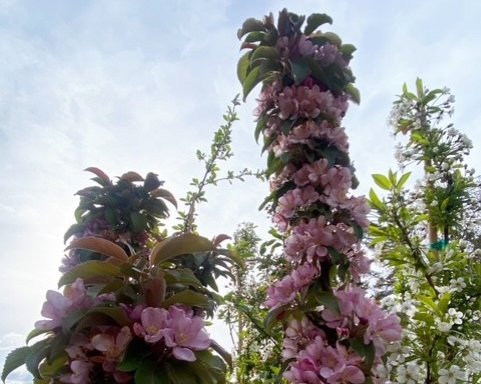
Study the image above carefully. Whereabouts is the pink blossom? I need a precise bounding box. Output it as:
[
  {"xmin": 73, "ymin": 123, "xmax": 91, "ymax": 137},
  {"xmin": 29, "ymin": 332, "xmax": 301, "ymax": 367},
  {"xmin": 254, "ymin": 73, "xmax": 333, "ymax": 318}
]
[
  {"xmin": 163, "ymin": 306, "xmax": 211, "ymax": 362},
  {"xmin": 266, "ymin": 263, "xmax": 319, "ymax": 308},
  {"xmin": 60, "ymin": 360, "xmax": 92, "ymax": 384},
  {"xmin": 35, "ymin": 278, "xmax": 91, "ymax": 331},
  {"xmin": 133, "ymin": 307, "xmax": 169, "ymax": 343},
  {"xmin": 91, "ymin": 326, "xmax": 132, "ymax": 362}
]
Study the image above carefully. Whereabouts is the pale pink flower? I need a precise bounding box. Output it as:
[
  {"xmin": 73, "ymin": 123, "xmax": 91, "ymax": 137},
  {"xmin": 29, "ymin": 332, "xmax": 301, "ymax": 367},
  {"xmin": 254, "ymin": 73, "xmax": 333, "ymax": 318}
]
[
  {"xmin": 91, "ymin": 326, "xmax": 132, "ymax": 362},
  {"xmin": 60, "ymin": 360, "xmax": 92, "ymax": 384},
  {"xmin": 163, "ymin": 306, "xmax": 211, "ymax": 362},
  {"xmin": 133, "ymin": 307, "xmax": 169, "ymax": 343},
  {"xmin": 266, "ymin": 263, "xmax": 319, "ymax": 308},
  {"xmin": 35, "ymin": 278, "xmax": 92, "ymax": 331}
]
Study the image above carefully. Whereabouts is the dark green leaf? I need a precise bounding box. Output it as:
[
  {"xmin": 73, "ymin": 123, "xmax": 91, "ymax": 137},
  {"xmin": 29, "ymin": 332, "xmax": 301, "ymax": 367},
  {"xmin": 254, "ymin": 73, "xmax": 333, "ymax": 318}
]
[
  {"xmin": 2, "ymin": 346, "xmax": 30, "ymax": 382},
  {"xmin": 117, "ymin": 339, "xmax": 151, "ymax": 372},
  {"xmin": 304, "ymin": 13, "xmax": 333, "ymax": 35},
  {"xmin": 291, "ymin": 59, "xmax": 311, "ymax": 85},
  {"xmin": 134, "ymin": 360, "xmax": 169, "ymax": 384},
  {"xmin": 162, "ymin": 290, "xmax": 210, "ymax": 309},
  {"xmin": 237, "ymin": 51, "xmax": 251, "ymax": 84},
  {"xmin": 345, "ymin": 83, "xmax": 360, "ymax": 104},
  {"xmin": 242, "ymin": 66, "xmax": 261, "ymax": 101},
  {"xmin": 237, "ymin": 18, "xmax": 265, "ymax": 39}
]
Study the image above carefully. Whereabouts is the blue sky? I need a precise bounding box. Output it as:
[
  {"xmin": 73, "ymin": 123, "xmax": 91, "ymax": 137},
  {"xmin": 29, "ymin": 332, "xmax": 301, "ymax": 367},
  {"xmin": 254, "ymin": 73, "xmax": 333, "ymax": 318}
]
[{"xmin": 1, "ymin": 1, "xmax": 480, "ymax": 382}]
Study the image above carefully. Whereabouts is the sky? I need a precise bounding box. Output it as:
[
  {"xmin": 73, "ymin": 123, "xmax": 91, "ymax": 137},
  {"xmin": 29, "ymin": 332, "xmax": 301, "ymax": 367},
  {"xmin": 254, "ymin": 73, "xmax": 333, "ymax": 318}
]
[{"xmin": 1, "ymin": 0, "xmax": 480, "ymax": 382}]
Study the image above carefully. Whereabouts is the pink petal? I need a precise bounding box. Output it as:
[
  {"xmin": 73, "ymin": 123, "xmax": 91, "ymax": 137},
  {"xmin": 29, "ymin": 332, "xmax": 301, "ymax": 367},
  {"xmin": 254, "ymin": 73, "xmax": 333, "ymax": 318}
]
[
  {"xmin": 91, "ymin": 334, "xmax": 114, "ymax": 352},
  {"xmin": 172, "ymin": 346, "xmax": 196, "ymax": 362}
]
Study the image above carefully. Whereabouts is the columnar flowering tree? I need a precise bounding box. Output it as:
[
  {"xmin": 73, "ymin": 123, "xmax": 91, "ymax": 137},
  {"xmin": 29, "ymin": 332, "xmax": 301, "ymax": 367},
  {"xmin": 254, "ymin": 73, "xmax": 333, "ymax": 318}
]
[
  {"xmin": 369, "ymin": 80, "xmax": 481, "ymax": 383},
  {"xmin": 238, "ymin": 9, "xmax": 402, "ymax": 383}
]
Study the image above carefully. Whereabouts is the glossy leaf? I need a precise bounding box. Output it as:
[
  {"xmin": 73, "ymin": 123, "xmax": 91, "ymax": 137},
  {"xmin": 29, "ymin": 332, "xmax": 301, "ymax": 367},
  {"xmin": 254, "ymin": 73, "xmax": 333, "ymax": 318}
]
[
  {"xmin": 65, "ymin": 236, "xmax": 129, "ymax": 262},
  {"xmin": 161, "ymin": 290, "xmax": 210, "ymax": 309},
  {"xmin": 372, "ymin": 174, "xmax": 392, "ymax": 190},
  {"xmin": 150, "ymin": 188, "xmax": 178, "ymax": 209},
  {"xmin": 58, "ymin": 260, "xmax": 122, "ymax": 287},
  {"xmin": 397, "ymin": 172, "xmax": 411, "ymax": 189},
  {"xmin": 120, "ymin": 171, "xmax": 144, "ymax": 182},
  {"xmin": 84, "ymin": 167, "xmax": 111, "ymax": 185},
  {"xmin": 150, "ymin": 233, "xmax": 216, "ymax": 266},
  {"xmin": 242, "ymin": 66, "xmax": 261, "ymax": 101}
]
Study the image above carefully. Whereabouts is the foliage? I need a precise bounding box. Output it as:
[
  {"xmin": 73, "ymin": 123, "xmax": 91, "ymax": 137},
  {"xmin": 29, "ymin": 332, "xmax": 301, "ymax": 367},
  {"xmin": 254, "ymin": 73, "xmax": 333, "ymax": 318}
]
[
  {"xmin": 3, "ymin": 167, "xmax": 242, "ymax": 383},
  {"xmin": 369, "ymin": 79, "xmax": 481, "ymax": 383},
  {"xmin": 219, "ymin": 224, "xmax": 287, "ymax": 383},
  {"xmin": 238, "ymin": 9, "xmax": 401, "ymax": 383},
  {"xmin": 174, "ymin": 96, "xmax": 262, "ymax": 234}
]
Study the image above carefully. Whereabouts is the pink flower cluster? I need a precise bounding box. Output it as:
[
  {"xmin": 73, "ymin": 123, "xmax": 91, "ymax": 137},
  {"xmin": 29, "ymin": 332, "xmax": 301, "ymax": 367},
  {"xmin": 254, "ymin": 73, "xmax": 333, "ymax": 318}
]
[
  {"xmin": 255, "ymin": 30, "xmax": 402, "ymax": 383},
  {"xmin": 134, "ymin": 305, "xmax": 211, "ymax": 362},
  {"xmin": 35, "ymin": 280, "xmax": 212, "ymax": 383}
]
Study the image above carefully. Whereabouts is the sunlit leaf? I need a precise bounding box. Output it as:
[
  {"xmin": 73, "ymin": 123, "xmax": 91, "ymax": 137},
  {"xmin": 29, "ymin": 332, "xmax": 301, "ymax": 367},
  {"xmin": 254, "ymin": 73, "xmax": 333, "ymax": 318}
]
[
  {"xmin": 84, "ymin": 167, "xmax": 111, "ymax": 185},
  {"xmin": 65, "ymin": 236, "xmax": 129, "ymax": 262},
  {"xmin": 58, "ymin": 260, "xmax": 122, "ymax": 287},
  {"xmin": 150, "ymin": 188, "xmax": 178, "ymax": 209},
  {"xmin": 150, "ymin": 233, "xmax": 215, "ymax": 266},
  {"xmin": 372, "ymin": 174, "xmax": 392, "ymax": 190}
]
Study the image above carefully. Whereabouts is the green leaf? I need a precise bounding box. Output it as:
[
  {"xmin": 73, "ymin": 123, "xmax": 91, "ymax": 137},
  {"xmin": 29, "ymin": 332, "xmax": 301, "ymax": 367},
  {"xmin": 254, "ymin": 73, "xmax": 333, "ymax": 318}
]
[
  {"xmin": 25, "ymin": 339, "xmax": 50, "ymax": 379},
  {"xmin": 350, "ymin": 339, "xmax": 375, "ymax": 368},
  {"xmin": 237, "ymin": 18, "xmax": 265, "ymax": 39},
  {"xmin": 58, "ymin": 260, "xmax": 122, "ymax": 287},
  {"xmin": 368, "ymin": 188, "xmax": 384, "ymax": 211},
  {"xmin": 63, "ymin": 223, "xmax": 85, "ymax": 243},
  {"xmin": 150, "ymin": 233, "xmax": 216, "ymax": 266},
  {"xmin": 438, "ymin": 292, "xmax": 452, "ymax": 314},
  {"xmin": 164, "ymin": 268, "xmax": 203, "ymax": 288},
  {"xmin": 130, "ymin": 212, "xmax": 148, "ymax": 232},
  {"xmin": 2, "ymin": 346, "xmax": 30, "ymax": 382},
  {"xmin": 244, "ymin": 31, "xmax": 266, "ymax": 43},
  {"xmin": 312, "ymin": 291, "xmax": 340, "ymax": 314},
  {"xmin": 345, "ymin": 83, "xmax": 360, "ymax": 104},
  {"xmin": 416, "ymin": 77, "xmax": 424, "ymax": 97},
  {"xmin": 250, "ymin": 46, "xmax": 279, "ymax": 64},
  {"xmin": 265, "ymin": 305, "xmax": 289, "ymax": 332},
  {"xmin": 304, "ymin": 13, "xmax": 333, "ymax": 35},
  {"xmin": 26, "ymin": 328, "xmax": 49, "ymax": 344},
  {"xmin": 134, "ymin": 360, "xmax": 169, "ymax": 384},
  {"xmin": 242, "ymin": 66, "xmax": 261, "ymax": 101},
  {"xmin": 161, "ymin": 290, "xmax": 210, "ymax": 309},
  {"xmin": 117, "ymin": 339, "xmax": 151, "ymax": 372},
  {"xmin": 165, "ymin": 363, "xmax": 198, "ymax": 384},
  {"xmin": 291, "ymin": 59, "xmax": 311, "ymax": 85},
  {"xmin": 237, "ymin": 51, "xmax": 251, "ymax": 84},
  {"xmin": 372, "ymin": 174, "xmax": 392, "ymax": 190},
  {"xmin": 397, "ymin": 172, "xmax": 411, "ymax": 189},
  {"xmin": 340, "ymin": 43, "xmax": 357, "ymax": 58}
]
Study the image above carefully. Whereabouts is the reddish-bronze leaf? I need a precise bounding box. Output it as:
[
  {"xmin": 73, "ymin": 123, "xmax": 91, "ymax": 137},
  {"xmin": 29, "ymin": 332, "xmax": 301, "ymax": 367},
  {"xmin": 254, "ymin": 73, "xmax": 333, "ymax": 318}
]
[{"xmin": 65, "ymin": 236, "xmax": 129, "ymax": 261}]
